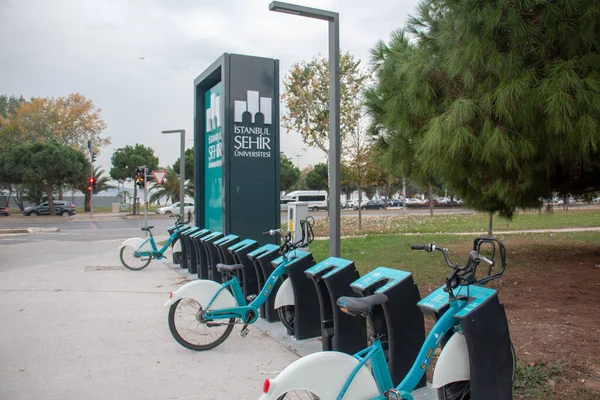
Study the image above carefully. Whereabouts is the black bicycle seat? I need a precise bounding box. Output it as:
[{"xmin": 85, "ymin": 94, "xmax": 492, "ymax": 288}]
[
  {"xmin": 337, "ymin": 293, "xmax": 388, "ymax": 316},
  {"xmin": 141, "ymin": 226, "xmax": 154, "ymax": 232},
  {"xmin": 216, "ymin": 263, "xmax": 244, "ymax": 274}
]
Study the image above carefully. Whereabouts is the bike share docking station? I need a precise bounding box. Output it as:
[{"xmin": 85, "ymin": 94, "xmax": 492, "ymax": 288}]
[
  {"xmin": 189, "ymin": 229, "xmax": 211, "ymax": 278},
  {"xmin": 350, "ymin": 267, "xmax": 426, "ymax": 388},
  {"xmin": 305, "ymin": 258, "xmax": 366, "ymax": 354},
  {"xmin": 227, "ymin": 239, "xmax": 260, "ymax": 298},
  {"xmin": 247, "ymin": 244, "xmax": 282, "ymax": 321},
  {"xmin": 213, "ymin": 234, "xmax": 241, "ymax": 281},
  {"xmin": 198, "ymin": 231, "xmax": 224, "ymax": 281},
  {"xmin": 169, "ymin": 224, "xmax": 194, "ymax": 265},
  {"xmin": 179, "ymin": 227, "xmax": 201, "ymax": 273}
]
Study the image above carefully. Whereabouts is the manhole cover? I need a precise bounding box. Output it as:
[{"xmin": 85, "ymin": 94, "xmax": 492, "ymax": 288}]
[{"xmin": 85, "ymin": 266, "xmax": 123, "ymax": 272}]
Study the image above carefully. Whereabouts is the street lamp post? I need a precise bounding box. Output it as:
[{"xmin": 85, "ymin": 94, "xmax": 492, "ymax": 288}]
[
  {"xmin": 269, "ymin": 1, "xmax": 341, "ymax": 257},
  {"xmin": 162, "ymin": 129, "xmax": 186, "ymax": 219}
]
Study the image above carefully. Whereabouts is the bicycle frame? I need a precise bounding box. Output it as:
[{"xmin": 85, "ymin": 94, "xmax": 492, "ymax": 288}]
[
  {"xmin": 135, "ymin": 227, "xmax": 186, "ymax": 259},
  {"xmin": 200, "ymin": 251, "xmax": 294, "ymax": 323}
]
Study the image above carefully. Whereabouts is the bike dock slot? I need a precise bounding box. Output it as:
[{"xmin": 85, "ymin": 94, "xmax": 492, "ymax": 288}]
[
  {"xmin": 458, "ymin": 287, "xmax": 513, "ymax": 399},
  {"xmin": 173, "ymin": 226, "xmax": 194, "ymax": 266},
  {"xmin": 273, "ymin": 250, "xmax": 320, "ymax": 339},
  {"xmin": 227, "ymin": 239, "xmax": 260, "ymax": 299},
  {"xmin": 305, "ymin": 257, "xmax": 366, "ymax": 354},
  {"xmin": 180, "ymin": 227, "xmax": 201, "ymax": 273},
  {"xmin": 199, "ymin": 231, "xmax": 224, "ymax": 282},
  {"xmin": 247, "ymin": 244, "xmax": 281, "ymax": 321},
  {"xmin": 189, "ymin": 229, "xmax": 211, "ymax": 279},
  {"xmin": 350, "ymin": 267, "xmax": 426, "ymax": 388},
  {"xmin": 214, "ymin": 234, "xmax": 240, "ymax": 268}
]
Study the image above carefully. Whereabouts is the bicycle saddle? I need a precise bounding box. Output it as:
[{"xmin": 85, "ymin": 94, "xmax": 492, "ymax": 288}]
[
  {"xmin": 141, "ymin": 226, "xmax": 154, "ymax": 231},
  {"xmin": 337, "ymin": 293, "xmax": 388, "ymax": 316},
  {"xmin": 216, "ymin": 263, "xmax": 244, "ymax": 274}
]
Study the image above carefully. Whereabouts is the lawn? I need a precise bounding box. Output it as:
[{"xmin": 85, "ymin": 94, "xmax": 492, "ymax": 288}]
[{"xmin": 307, "ymin": 208, "xmax": 600, "ymax": 237}]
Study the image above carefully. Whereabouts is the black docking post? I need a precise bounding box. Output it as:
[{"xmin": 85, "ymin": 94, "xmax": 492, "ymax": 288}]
[
  {"xmin": 247, "ymin": 244, "xmax": 281, "ymax": 321},
  {"xmin": 228, "ymin": 239, "xmax": 259, "ymax": 299}
]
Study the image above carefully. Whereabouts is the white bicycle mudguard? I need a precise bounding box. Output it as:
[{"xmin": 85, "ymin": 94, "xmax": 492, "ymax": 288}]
[
  {"xmin": 164, "ymin": 279, "xmax": 237, "ymax": 309},
  {"xmin": 258, "ymin": 351, "xmax": 380, "ymax": 400},
  {"xmin": 118, "ymin": 237, "xmax": 152, "ymax": 251},
  {"xmin": 432, "ymin": 332, "xmax": 470, "ymax": 389},
  {"xmin": 173, "ymin": 239, "xmax": 182, "ymax": 253},
  {"xmin": 274, "ymin": 278, "xmax": 294, "ymax": 309}
]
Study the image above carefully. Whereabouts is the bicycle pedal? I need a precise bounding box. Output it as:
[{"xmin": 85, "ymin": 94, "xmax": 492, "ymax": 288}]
[
  {"xmin": 240, "ymin": 327, "xmax": 249, "ymax": 337},
  {"xmin": 246, "ymin": 294, "xmax": 257, "ymax": 302}
]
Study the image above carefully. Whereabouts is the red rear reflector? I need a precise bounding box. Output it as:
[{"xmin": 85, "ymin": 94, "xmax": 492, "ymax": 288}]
[
  {"xmin": 263, "ymin": 379, "xmax": 270, "ymax": 393},
  {"xmin": 169, "ymin": 292, "xmax": 173, "ymax": 299}
]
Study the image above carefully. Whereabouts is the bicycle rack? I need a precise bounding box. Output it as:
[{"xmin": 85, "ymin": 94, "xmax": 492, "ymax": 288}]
[
  {"xmin": 350, "ymin": 267, "xmax": 425, "ymax": 387},
  {"xmin": 273, "ymin": 250, "xmax": 320, "ymax": 339},
  {"xmin": 180, "ymin": 227, "xmax": 201, "ymax": 273},
  {"xmin": 246, "ymin": 244, "xmax": 281, "ymax": 321},
  {"xmin": 227, "ymin": 239, "xmax": 259, "ymax": 299},
  {"xmin": 189, "ymin": 229, "xmax": 211, "ymax": 278},
  {"xmin": 175, "ymin": 226, "xmax": 194, "ymax": 268},
  {"xmin": 305, "ymin": 257, "xmax": 366, "ymax": 354},
  {"xmin": 168, "ymin": 225, "xmax": 190, "ymax": 265},
  {"xmin": 214, "ymin": 234, "xmax": 240, "ymax": 266},
  {"xmin": 198, "ymin": 231, "xmax": 224, "ymax": 282}
]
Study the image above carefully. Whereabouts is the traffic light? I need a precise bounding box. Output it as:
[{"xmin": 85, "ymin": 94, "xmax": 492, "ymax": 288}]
[
  {"xmin": 88, "ymin": 177, "xmax": 97, "ymax": 194},
  {"xmin": 135, "ymin": 168, "xmax": 145, "ymax": 188},
  {"xmin": 91, "ymin": 152, "xmax": 96, "ymax": 163}
]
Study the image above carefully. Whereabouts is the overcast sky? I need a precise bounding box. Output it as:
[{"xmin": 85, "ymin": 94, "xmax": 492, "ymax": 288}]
[{"xmin": 0, "ymin": 0, "xmax": 418, "ymax": 176}]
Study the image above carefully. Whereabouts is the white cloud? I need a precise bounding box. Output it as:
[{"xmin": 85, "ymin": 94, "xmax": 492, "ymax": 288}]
[{"xmin": 0, "ymin": 0, "xmax": 418, "ymax": 174}]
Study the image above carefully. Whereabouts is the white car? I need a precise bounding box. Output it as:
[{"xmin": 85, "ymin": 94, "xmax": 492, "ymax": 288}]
[{"xmin": 155, "ymin": 202, "xmax": 195, "ymax": 215}]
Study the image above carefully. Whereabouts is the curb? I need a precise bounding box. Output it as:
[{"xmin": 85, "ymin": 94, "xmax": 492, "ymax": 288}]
[{"xmin": 0, "ymin": 227, "xmax": 60, "ymax": 234}]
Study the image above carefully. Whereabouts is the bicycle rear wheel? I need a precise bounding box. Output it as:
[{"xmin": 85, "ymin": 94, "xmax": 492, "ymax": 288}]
[
  {"xmin": 168, "ymin": 298, "xmax": 235, "ymax": 351},
  {"xmin": 277, "ymin": 390, "xmax": 320, "ymax": 399},
  {"xmin": 120, "ymin": 246, "xmax": 152, "ymax": 271}
]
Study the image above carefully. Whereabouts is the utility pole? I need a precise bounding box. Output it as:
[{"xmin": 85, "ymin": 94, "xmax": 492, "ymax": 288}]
[
  {"xmin": 143, "ymin": 166, "xmax": 148, "ymax": 234},
  {"xmin": 88, "ymin": 140, "xmax": 94, "ymax": 219}
]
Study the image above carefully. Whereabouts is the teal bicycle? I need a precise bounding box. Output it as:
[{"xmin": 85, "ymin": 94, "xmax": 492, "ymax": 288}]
[
  {"xmin": 165, "ymin": 218, "xmax": 315, "ymax": 351},
  {"xmin": 118, "ymin": 214, "xmax": 191, "ymax": 271},
  {"xmin": 259, "ymin": 237, "xmax": 515, "ymax": 400}
]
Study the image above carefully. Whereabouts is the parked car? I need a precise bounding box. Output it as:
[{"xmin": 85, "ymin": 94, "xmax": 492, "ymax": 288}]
[
  {"xmin": 387, "ymin": 199, "xmax": 404, "ymax": 207},
  {"xmin": 0, "ymin": 207, "xmax": 9, "ymax": 216},
  {"xmin": 23, "ymin": 201, "xmax": 76, "ymax": 216},
  {"xmin": 357, "ymin": 199, "xmax": 387, "ymax": 210},
  {"xmin": 343, "ymin": 200, "xmax": 358, "ymax": 209},
  {"xmin": 155, "ymin": 202, "xmax": 195, "ymax": 215}
]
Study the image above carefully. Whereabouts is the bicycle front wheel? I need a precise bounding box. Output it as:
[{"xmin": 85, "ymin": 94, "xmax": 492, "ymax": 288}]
[
  {"xmin": 168, "ymin": 298, "xmax": 235, "ymax": 351},
  {"xmin": 277, "ymin": 390, "xmax": 320, "ymax": 399},
  {"xmin": 277, "ymin": 305, "xmax": 295, "ymax": 335},
  {"xmin": 120, "ymin": 246, "xmax": 152, "ymax": 271}
]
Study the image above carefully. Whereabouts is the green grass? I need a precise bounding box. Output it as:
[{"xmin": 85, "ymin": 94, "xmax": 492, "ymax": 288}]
[
  {"xmin": 307, "ymin": 231, "xmax": 600, "ymax": 287},
  {"xmin": 309, "ymin": 208, "xmax": 600, "ymax": 237}
]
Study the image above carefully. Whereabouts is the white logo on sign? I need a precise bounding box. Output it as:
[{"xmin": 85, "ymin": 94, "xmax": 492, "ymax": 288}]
[
  {"xmin": 206, "ymin": 92, "xmax": 221, "ymax": 131},
  {"xmin": 234, "ymin": 90, "xmax": 272, "ymax": 125}
]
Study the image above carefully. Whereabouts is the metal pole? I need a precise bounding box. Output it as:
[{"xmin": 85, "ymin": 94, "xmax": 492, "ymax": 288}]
[
  {"xmin": 179, "ymin": 131, "xmax": 185, "ymax": 219},
  {"xmin": 90, "ymin": 157, "xmax": 94, "ymax": 219},
  {"xmin": 143, "ymin": 166, "xmax": 148, "ymax": 235},
  {"xmin": 328, "ymin": 16, "xmax": 340, "ymax": 257}
]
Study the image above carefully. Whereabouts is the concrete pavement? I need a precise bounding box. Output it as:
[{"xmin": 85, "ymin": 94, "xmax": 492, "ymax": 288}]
[{"xmin": 0, "ymin": 237, "xmax": 298, "ymax": 399}]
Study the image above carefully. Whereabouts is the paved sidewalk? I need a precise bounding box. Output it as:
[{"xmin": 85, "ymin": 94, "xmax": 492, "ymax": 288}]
[{"xmin": 0, "ymin": 239, "xmax": 297, "ymax": 400}]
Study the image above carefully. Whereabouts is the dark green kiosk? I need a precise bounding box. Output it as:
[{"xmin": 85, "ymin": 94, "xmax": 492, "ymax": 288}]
[{"xmin": 194, "ymin": 53, "xmax": 281, "ymax": 247}]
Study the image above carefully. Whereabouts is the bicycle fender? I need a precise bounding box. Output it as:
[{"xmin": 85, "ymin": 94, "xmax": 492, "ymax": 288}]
[
  {"xmin": 274, "ymin": 278, "xmax": 294, "ymax": 309},
  {"xmin": 432, "ymin": 332, "xmax": 470, "ymax": 389},
  {"xmin": 259, "ymin": 351, "xmax": 380, "ymax": 400},
  {"xmin": 164, "ymin": 279, "xmax": 237, "ymax": 309},
  {"xmin": 118, "ymin": 237, "xmax": 151, "ymax": 251},
  {"xmin": 172, "ymin": 239, "xmax": 181, "ymax": 253}
]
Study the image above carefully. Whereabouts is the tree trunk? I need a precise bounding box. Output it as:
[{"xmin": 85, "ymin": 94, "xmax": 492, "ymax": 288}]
[
  {"xmin": 402, "ymin": 177, "xmax": 407, "ymax": 214},
  {"xmin": 428, "ymin": 183, "xmax": 434, "ymax": 217},
  {"xmin": 45, "ymin": 183, "xmax": 55, "ymax": 216},
  {"xmin": 488, "ymin": 212, "xmax": 493, "ymax": 235},
  {"xmin": 12, "ymin": 185, "xmax": 24, "ymax": 211},
  {"xmin": 58, "ymin": 186, "xmax": 63, "ymax": 200},
  {"xmin": 358, "ymin": 184, "xmax": 362, "ymax": 231},
  {"xmin": 563, "ymin": 194, "xmax": 568, "ymax": 213},
  {"xmin": 84, "ymin": 190, "xmax": 91, "ymax": 212},
  {"xmin": 4, "ymin": 186, "xmax": 12, "ymax": 207}
]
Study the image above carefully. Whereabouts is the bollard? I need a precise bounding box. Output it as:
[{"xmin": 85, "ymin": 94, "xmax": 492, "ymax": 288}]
[
  {"xmin": 227, "ymin": 239, "xmax": 259, "ymax": 299},
  {"xmin": 350, "ymin": 267, "xmax": 425, "ymax": 388},
  {"xmin": 305, "ymin": 257, "xmax": 366, "ymax": 353}
]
